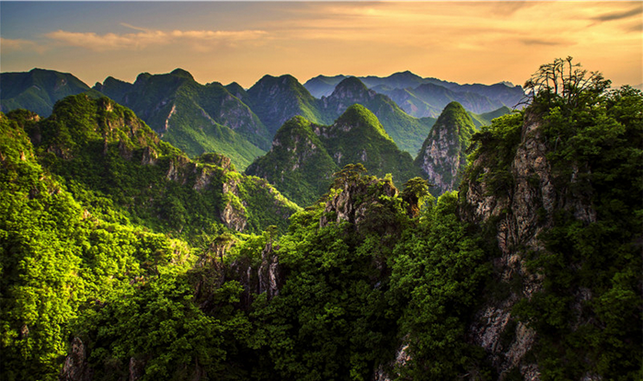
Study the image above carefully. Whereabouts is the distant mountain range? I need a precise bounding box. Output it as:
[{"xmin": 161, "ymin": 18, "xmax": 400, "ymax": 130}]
[
  {"xmin": 0, "ymin": 68, "xmax": 516, "ymax": 171},
  {"xmin": 304, "ymin": 70, "xmax": 524, "ymax": 118}
]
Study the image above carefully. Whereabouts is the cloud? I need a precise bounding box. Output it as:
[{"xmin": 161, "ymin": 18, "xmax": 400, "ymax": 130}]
[
  {"xmin": 45, "ymin": 27, "xmax": 268, "ymax": 52},
  {"xmin": 0, "ymin": 37, "xmax": 46, "ymax": 53},
  {"xmin": 519, "ymin": 38, "xmax": 568, "ymax": 47},
  {"xmin": 592, "ymin": 5, "xmax": 643, "ymax": 23}
]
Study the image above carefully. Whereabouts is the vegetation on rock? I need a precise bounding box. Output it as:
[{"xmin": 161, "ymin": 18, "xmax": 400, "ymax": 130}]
[
  {"xmin": 246, "ymin": 105, "xmax": 423, "ymax": 207},
  {"xmin": 0, "ymin": 59, "xmax": 640, "ymax": 381}
]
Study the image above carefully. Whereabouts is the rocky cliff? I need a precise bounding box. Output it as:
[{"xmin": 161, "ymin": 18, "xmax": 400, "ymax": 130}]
[
  {"xmin": 458, "ymin": 85, "xmax": 642, "ymax": 379},
  {"xmin": 459, "ymin": 110, "xmax": 550, "ymax": 379},
  {"xmin": 415, "ymin": 101, "xmax": 476, "ymax": 196}
]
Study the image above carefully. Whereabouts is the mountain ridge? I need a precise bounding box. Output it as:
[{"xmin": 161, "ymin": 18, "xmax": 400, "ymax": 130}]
[{"xmin": 245, "ymin": 104, "xmax": 423, "ymax": 206}]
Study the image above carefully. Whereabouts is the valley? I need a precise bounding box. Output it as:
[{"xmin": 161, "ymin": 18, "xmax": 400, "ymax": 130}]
[{"xmin": 0, "ymin": 59, "xmax": 641, "ymax": 381}]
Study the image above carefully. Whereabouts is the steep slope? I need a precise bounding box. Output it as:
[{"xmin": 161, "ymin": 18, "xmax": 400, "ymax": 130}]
[
  {"xmin": 93, "ymin": 69, "xmax": 269, "ymax": 169},
  {"xmin": 316, "ymin": 104, "xmax": 421, "ymax": 184},
  {"xmin": 246, "ymin": 74, "xmax": 331, "ymax": 135},
  {"xmin": 12, "ymin": 94, "xmax": 298, "ymax": 237},
  {"xmin": 0, "ymin": 68, "xmax": 96, "ymax": 117},
  {"xmin": 414, "ymin": 102, "xmax": 477, "ymax": 196},
  {"xmin": 0, "ymin": 111, "xmax": 200, "ymax": 381},
  {"xmin": 246, "ymin": 105, "xmax": 422, "ymax": 207},
  {"xmin": 321, "ymin": 77, "xmax": 435, "ymax": 156},
  {"xmin": 459, "ymin": 84, "xmax": 642, "ymax": 379},
  {"xmin": 245, "ymin": 116, "xmax": 338, "ymax": 207}
]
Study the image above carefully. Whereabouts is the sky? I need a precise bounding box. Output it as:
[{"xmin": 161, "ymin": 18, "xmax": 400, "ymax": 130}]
[{"xmin": 1, "ymin": 1, "xmax": 642, "ymax": 89}]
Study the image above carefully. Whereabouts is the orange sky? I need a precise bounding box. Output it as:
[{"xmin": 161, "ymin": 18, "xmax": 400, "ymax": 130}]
[{"xmin": 1, "ymin": 1, "xmax": 642, "ymax": 88}]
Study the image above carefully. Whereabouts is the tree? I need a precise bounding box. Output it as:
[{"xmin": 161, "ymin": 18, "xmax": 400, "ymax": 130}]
[
  {"xmin": 331, "ymin": 163, "xmax": 368, "ymax": 188},
  {"xmin": 522, "ymin": 56, "xmax": 611, "ymax": 112},
  {"xmin": 400, "ymin": 177, "xmax": 433, "ymax": 218}
]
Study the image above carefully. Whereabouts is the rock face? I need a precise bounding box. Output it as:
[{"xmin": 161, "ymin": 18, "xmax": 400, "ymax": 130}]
[
  {"xmin": 319, "ymin": 168, "xmax": 399, "ymax": 235},
  {"xmin": 415, "ymin": 101, "xmax": 477, "ymax": 196},
  {"xmin": 60, "ymin": 338, "xmax": 92, "ymax": 381},
  {"xmin": 459, "ymin": 110, "xmax": 597, "ymax": 379}
]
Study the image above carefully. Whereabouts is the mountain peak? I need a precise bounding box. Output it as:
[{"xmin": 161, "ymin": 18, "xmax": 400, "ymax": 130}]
[
  {"xmin": 333, "ymin": 104, "xmax": 392, "ymax": 142},
  {"xmin": 134, "ymin": 72, "xmax": 152, "ymax": 84},
  {"xmin": 415, "ymin": 101, "xmax": 476, "ymax": 195},
  {"xmin": 335, "ymin": 77, "xmax": 368, "ymax": 92},
  {"xmin": 170, "ymin": 68, "xmax": 194, "ymax": 80},
  {"xmin": 389, "ymin": 70, "xmax": 422, "ymax": 80},
  {"xmin": 436, "ymin": 101, "xmax": 471, "ymax": 126}
]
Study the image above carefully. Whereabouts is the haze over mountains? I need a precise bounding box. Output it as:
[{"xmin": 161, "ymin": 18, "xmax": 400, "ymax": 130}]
[
  {"xmin": 0, "ymin": 67, "xmax": 515, "ymax": 203},
  {"xmin": 304, "ymin": 70, "xmax": 524, "ymax": 117},
  {"xmin": 0, "ymin": 58, "xmax": 641, "ymax": 381}
]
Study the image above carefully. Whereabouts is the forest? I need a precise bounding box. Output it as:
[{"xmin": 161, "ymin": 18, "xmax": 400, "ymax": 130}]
[{"xmin": 0, "ymin": 58, "xmax": 641, "ymax": 381}]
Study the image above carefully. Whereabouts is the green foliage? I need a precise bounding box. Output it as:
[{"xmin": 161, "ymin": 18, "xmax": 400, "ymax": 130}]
[
  {"xmin": 390, "ymin": 191, "xmax": 489, "ymax": 379},
  {"xmin": 0, "ymin": 112, "xmax": 193, "ymax": 380},
  {"xmin": 400, "ymin": 177, "xmax": 432, "ymax": 218},
  {"xmin": 13, "ymin": 94, "xmax": 297, "ymax": 241},
  {"xmin": 98, "ymin": 71, "xmax": 270, "ymax": 169},
  {"xmin": 246, "ymin": 106, "xmax": 423, "ymax": 207},
  {"xmin": 523, "ymin": 56, "xmax": 612, "ymax": 114},
  {"xmin": 78, "ymin": 274, "xmax": 251, "ymax": 381},
  {"xmin": 245, "ymin": 116, "xmax": 339, "ymax": 207},
  {"xmin": 249, "ymin": 208, "xmax": 400, "ymax": 380},
  {"xmin": 1, "ymin": 61, "xmax": 640, "ymax": 381},
  {"xmin": 0, "ymin": 69, "xmax": 92, "ymax": 117},
  {"xmin": 466, "ymin": 112, "xmax": 524, "ymax": 197},
  {"xmin": 512, "ymin": 84, "xmax": 643, "ymax": 380}
]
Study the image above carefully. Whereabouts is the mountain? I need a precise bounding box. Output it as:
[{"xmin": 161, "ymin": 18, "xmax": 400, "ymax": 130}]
[
  {"xmin": 302, "ymin": 74, "xmax": 347, "ymax": 98},
  {"xmin": 459, "ymin": 84, "xmax": 642, "ymax": 378},
  {"xmin": 319, "ymin": 104, "xmax": 421, "ymax": 181},
  {"xmin": 93, "ymin": 69, "xmax": 269, "ymax": 169},
  {"xmin": 246, "ymin": 104, "xmax": 422, "ymax": 206},
  {"xmin": 360, "ymin": 70, "xmax": 445, "ymax": 90},
  {"xmin": 2, "ymin": 69, "xmax": 513, "ymax": 171},
  {"xmin": 246, "ymin": 74, "xmax": 332, "ymax": 135},
  {"xmin": 377, "ymin": 82, "xmax": 505, "ymax": 117},
  {"xmin": 244, "ymin": 75, "xmax": 435, "ymax": 157},
  {"xmin": 0, "ymin": 68, "xmax": 98, "ymax": 117},
  {"xmin": 414, "ymin": 101, "xmax": 477, "ymax": 195},
  {"xmin": 2, "ymin": 60, "xmax": 640, "ymax": 381},
  {"xmin": 9, "ymin": 93, "xmax": 298, "ymax": 236},
  {"xmin": 303, "ymin": 71, "xmax": 445, "ymax": 98},
  {"xmin": 303, "ymin": 71, "xmax": 524, "ymax": 117},
  {"xmin": 244, "ymin": 116, "xmax": 338, "ymax": 207},
  {"xmin": 468, "ymin": 105, "xmax": 513, "ymax": 128},
  {"xmin": 441, "ymin": 81, "xmax": 525, "ymax": 108},
  {"xmin": 321, "ymin": 77, "xmax": 436, "ymax": 156}
]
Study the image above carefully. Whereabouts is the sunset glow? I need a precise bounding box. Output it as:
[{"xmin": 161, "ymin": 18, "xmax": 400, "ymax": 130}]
[{"xmin": 1, "ymin": 1, "xmax": 641, "ymax": 88}]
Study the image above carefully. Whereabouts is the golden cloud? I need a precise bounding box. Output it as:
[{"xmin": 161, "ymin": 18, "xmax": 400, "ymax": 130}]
[
  {"xmin": 45, "ymin": 27, "xmax": 268, "ymax": 52},
  {"xmin": 0, "ymin": 37, "xmax": 46, "ymax": 54}
]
